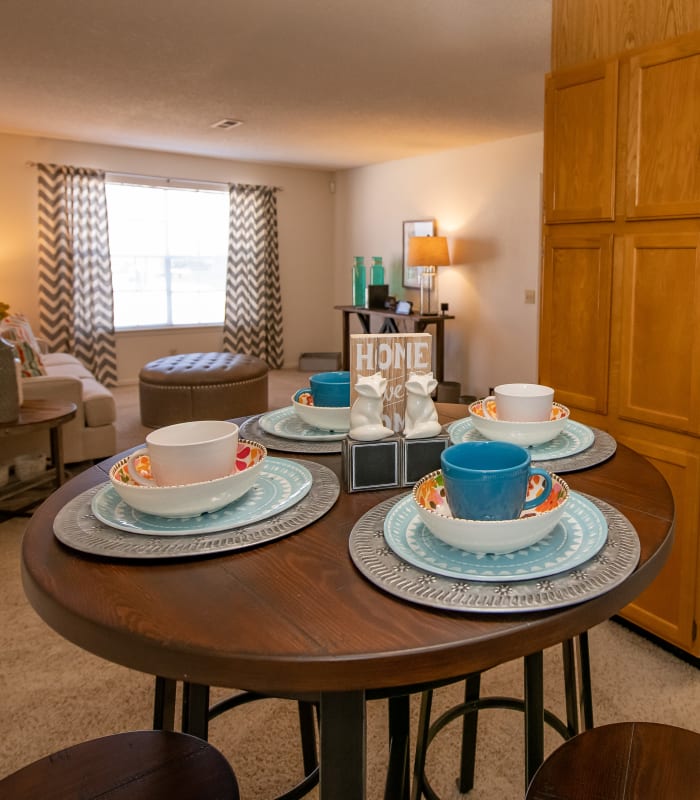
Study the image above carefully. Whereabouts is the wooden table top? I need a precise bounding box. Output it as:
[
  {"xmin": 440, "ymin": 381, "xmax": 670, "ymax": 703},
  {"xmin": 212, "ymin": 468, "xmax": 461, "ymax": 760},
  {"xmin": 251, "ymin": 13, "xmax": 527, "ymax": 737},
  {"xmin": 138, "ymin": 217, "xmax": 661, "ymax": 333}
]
[
  {"xmin": 20, "ymin": 405, "xmax": 674, "ymax": 698},
  {"xmin": 0, "ymin": 400, "xmax": 77, "ymax": 435}
]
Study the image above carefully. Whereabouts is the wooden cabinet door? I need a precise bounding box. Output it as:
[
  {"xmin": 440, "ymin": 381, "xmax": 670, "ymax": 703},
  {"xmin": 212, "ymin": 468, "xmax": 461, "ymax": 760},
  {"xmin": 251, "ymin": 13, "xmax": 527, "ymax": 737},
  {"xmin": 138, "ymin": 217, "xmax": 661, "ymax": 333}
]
[
  {"xmin": 619, "ymin": 436, "xmax": 700, "ymax": 655},
  {"xmin": 540, "ymin": 234, "xmax": 613, "ymax": 413},
  {"xmin": 618, "ymin": 234, "xmax": 700, "ymax": 434},
  {"xmin": 544, "ymin": 61, "xmax": 618, "ymax": 223},
  {"xmin": 627, "ymin": 34, "xmax": 700, "ymax": 218}
]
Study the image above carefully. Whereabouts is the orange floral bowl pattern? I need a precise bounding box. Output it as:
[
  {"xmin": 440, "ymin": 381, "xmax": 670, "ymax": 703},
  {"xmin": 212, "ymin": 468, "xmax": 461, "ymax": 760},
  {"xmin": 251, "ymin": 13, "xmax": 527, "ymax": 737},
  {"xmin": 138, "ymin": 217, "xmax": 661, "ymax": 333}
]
[
  {"xmin": 467, "ymin": 398, "xmax": 570, "ymax": 447},
  {"xmin": 412, "ymin": 470, "xmax": 570, "ymax": 554},
  {"xmin": 109, "ymin": 439, "xmax": 267, "ymax": 518}
]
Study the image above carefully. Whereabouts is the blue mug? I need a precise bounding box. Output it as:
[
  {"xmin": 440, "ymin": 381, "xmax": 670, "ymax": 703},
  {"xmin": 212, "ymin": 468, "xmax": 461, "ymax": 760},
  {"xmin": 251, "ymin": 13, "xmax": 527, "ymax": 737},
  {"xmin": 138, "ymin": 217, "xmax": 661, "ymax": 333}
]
[
  {"xmin": 440, "ymin": 441, "xmax": 552, "ymax": 521},
  {"xmin": 309, "ymin": 371, "xmax": 351, "ymax": 408}
]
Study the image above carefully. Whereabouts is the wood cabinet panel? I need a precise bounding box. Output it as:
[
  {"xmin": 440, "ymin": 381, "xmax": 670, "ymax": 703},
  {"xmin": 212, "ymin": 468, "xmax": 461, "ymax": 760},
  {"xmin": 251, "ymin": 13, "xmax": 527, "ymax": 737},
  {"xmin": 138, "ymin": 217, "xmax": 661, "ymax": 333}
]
[
  {"xmin": 618, "ymin": 436, "xmax": 699, "ymax": 654},
  {"xmin": 618, "ymin": 234, "xmax": 700, "ymax": 433},
  {"xmin": 540, "ymin": 235, "xmax": 612, "ymax": 413},
  {"xmin": 552, "ymin": 0, "xmax": 700, "ymax": 71},
  {"xmin": 627, "ymin": 36, "xmax": 700, "ymax": 218},
  {"xmin": 544, "ymin": 62, "xmax": 618, "ymax": 223}
]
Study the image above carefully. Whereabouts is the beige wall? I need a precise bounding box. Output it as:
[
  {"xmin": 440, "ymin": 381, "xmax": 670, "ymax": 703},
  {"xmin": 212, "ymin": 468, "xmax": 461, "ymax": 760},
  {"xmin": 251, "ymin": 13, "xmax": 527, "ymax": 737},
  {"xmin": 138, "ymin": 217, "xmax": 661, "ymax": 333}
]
[
  {"xmin": 0, "ymin": 132, "xmax": 336, "ymax": 382},
  {"xmin": 1, "ymin": 131, "xmax": 544, "ymax": 396},
  {"xmin": 333, "ymin": 133, "xmax": 544, "ymax": 399}
]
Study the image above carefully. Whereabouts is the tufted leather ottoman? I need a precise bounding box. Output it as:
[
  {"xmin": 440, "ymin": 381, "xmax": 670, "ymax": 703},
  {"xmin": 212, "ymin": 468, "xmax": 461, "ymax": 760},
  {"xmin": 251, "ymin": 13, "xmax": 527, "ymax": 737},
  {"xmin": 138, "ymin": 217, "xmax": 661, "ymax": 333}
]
[{"xmin": 139, "ymin": 352, "xmax": 268, "ymax": 427}]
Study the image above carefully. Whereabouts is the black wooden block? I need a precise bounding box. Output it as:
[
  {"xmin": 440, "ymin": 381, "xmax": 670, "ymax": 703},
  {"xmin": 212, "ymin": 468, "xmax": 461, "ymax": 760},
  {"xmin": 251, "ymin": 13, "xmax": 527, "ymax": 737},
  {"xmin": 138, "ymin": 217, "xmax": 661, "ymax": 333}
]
[
  {"xmin": 342, "ymin": 435, "xmax": 401, "ymax": 492},
  {"xmin": 402, "ymin": 433, "xmax": 450, "ymax": 485}
]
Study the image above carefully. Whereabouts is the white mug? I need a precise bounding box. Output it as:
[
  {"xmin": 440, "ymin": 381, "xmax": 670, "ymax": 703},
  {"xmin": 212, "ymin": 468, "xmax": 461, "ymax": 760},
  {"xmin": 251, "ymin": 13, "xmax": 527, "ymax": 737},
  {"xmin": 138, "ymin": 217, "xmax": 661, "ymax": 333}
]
[
  {"xmin": 126, "ymin": 420, "xmax": 239, "ymax": 487},
  {"xmin": 494, "ymin": 383, "xmax": 554, "ymax": 422}
]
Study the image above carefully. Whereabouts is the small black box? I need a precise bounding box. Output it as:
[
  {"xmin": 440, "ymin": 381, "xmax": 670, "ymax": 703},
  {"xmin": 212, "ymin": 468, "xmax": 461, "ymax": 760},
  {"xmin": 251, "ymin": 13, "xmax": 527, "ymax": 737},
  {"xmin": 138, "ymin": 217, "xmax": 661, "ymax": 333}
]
[
  {"xmin": 342, "ymin": 435, "xmax": 401, "ymax": 492},
  {"xmin": 367, "ymin": 284, "xmax": 389, "ymax": 309},
  {"xmin": 402, "ymin": 434, "xmax": 450, "ymax": 485}
]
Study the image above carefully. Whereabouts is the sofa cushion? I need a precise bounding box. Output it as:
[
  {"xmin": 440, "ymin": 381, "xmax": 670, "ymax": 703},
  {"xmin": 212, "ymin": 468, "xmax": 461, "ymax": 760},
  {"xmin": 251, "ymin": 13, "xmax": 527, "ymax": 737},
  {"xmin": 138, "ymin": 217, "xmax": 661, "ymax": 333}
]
[
  {"xmin": 43, "ymin": 358, "xmax": 94, "ymax": 381},
  {"xmin": 0, "ymin": 312, "xmax": 43, "ymax": 351},
  {"xmin": 81, "ymin": 377, "xmax": 116, "ymax": 428},
  {"xmin": 40, "ymin": 353, "xmax": 116, "ymax": 428},
  {"xmin": 14, "ymin": 340, "xmax": 47, "ymax": 377}
]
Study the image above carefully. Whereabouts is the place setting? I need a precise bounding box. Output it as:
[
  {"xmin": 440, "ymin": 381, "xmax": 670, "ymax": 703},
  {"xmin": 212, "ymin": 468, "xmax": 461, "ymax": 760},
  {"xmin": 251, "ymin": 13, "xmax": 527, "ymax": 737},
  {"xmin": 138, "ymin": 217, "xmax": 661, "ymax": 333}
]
[
  {"xmin": 446, "ymin": 383, "xmax": 617, "ymax": 472},
  {"xmin": 53, "ymin": 419, "xmax": 340, "ymax": 559},
  {"xmin": 240, "ymin": 370, "xmax": 351, "ymax": 454},
  {"xmin": 348, "ymin": 383, "xmax": 637, "ymax": 614}
]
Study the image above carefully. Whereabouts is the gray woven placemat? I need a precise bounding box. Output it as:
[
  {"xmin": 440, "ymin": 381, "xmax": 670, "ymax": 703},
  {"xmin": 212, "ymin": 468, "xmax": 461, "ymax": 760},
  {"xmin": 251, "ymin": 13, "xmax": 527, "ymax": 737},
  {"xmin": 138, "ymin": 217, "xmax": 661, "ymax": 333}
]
[
  {"xmin": 349, "ymin": 492, "xmax": 639, "ymax": 613},
  {"xmin": 54, "ymin": 460, "xmax": 340, "ymax": 559},
  {"xmin": 240, "ymin": 414, "xmax": 343, "ymax": 454}
]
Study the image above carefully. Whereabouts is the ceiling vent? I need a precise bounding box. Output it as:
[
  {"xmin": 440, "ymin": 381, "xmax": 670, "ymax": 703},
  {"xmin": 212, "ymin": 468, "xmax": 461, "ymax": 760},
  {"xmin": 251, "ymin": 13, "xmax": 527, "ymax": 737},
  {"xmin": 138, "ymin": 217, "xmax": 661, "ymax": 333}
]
[{"xmin": 210, "ymin": 118, "xmax": 243, "ymax": 130}]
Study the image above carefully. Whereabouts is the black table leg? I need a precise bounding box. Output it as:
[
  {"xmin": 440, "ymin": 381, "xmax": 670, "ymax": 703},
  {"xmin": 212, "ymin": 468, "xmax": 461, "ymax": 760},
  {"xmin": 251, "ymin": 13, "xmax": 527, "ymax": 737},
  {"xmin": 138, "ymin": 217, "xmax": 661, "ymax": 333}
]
[
  {"xmin": 181, "ymin": 682, "xmax": 210, "ymax": 740},
  {"xmin": 524, "ymin": 652, "xmax": 544, "ymax": 789},
  {"xmin": 385, "ymin": 695, "xmax": 410, "ymax": 800},
  {"xmin": 320, "ymin": 691, "xmax": 366, "ymax": 800},
  {"xmin": 153, "ymin": 676, "xmax": 177, "ymax": 730}
]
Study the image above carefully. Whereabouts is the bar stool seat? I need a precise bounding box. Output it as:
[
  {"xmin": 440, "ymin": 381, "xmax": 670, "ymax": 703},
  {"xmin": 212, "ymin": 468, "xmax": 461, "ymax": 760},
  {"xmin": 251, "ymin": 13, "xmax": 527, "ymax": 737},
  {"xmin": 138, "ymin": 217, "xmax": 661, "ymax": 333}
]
[
  {"xmin": 526, "ymin": 722, "xmax": 700, "ymax": 799},
  {"xmin": 0, "ymin": 730, "xmax": 240, "ymax": 799}
]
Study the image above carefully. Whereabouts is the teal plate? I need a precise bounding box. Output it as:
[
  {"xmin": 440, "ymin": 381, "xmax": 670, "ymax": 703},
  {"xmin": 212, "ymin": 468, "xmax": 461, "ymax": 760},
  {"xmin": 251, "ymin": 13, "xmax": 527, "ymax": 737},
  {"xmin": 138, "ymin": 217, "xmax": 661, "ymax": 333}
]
[
  {"xmin": 91, "ymin": 457, "xmax": 312, "ymax": 536},
  {"xmin": 383, "ymin": 491, "xmax": 607, "ymax": 582},
  {"xmin": 447, "ymin": 418, "xmax": 595, "ymax": 461},
  {"xmin": 259, "ymin": 406, "xmax": 347, "ymax": 442}
]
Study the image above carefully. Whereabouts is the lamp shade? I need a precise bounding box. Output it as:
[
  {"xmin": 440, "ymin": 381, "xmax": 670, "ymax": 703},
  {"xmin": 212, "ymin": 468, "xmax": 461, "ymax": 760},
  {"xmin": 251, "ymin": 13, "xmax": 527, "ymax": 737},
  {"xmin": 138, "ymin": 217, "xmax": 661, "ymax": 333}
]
[{"xmin": 407, "ymin": 236, "xmax": 450, "ymax": 267}]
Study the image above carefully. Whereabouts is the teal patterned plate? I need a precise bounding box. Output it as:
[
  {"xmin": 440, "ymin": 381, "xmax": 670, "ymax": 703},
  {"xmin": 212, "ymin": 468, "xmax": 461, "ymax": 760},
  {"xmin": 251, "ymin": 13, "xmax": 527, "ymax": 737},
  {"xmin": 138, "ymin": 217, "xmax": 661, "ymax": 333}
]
[
  {"xmin": 383, "ymin": 491, "xmax": 607, "ymax": 582},
  {"xmin": 259, "ymin": 406, "xmax": 347, "ymax": 442},
  {"xmin": 91, "ymin": 457, "xmax": 312, "ymax": 535},
  {"xmin": 447, "ymin": 418, "xmax": 595, "ymax": 461}
]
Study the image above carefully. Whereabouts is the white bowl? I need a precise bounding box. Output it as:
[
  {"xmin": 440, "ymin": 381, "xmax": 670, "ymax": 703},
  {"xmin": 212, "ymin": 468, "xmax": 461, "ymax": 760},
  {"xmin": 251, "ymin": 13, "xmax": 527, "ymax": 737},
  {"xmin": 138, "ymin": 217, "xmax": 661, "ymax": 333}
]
[
  {"xmin": 412, "ymin": 469, "xmax": 569, "ymax": 554},
  {"xmin": 291, "ymin": 391, "xmax": 350, "ymax": 432},
  {"xmin": 109, "ymin": 439, "xmax": 267, "ymax": 518},
  {"xmin": 468, "ymin": 397, "xmax": 570, "ymax": 447}
]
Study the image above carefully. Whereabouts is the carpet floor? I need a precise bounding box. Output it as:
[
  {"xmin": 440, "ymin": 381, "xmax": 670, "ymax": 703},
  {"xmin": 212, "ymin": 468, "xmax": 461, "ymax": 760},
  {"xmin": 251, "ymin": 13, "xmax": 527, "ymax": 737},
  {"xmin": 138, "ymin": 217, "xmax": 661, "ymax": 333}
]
[{"xmin": 1, "ymin": 372, "xmax": 698, "ymax": 798}]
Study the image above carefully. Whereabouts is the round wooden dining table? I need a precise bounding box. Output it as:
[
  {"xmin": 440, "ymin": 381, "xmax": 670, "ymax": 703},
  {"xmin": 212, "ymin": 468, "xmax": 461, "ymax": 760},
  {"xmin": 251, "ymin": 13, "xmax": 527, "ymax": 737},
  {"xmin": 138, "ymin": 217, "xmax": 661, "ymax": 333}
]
[{"xmin": 20, "ymin": 405, "xmax": 675, "ymax": 800}]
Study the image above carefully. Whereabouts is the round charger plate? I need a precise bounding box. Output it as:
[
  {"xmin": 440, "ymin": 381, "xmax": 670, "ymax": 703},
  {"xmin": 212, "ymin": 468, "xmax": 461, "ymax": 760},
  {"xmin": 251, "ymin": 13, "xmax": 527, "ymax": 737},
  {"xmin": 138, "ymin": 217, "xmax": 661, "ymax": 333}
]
[
  {"xmin": 53, "ymin": 460, "xmax": 340, "ymax": 559},
  {"xmin": 260, "ymin": 406, "xmax": 347, "ymax": 442},
  {"xmin": 384, "ymin": 491, "xmax": 607, "ymax": 582},
  {"xmin": 91, "ymin": 457, "xmax": 312, "ymax": 536},
  {"xmin": 348, "ymin": 493, "xmax": 640, "ymax": 613},
  {"xmin": 240, "ymin": 413, "xmax": 343, "ymax": 454},
  {"xmin": 447, "ymin": 418, "xmax": 596, "ymax": 465}
]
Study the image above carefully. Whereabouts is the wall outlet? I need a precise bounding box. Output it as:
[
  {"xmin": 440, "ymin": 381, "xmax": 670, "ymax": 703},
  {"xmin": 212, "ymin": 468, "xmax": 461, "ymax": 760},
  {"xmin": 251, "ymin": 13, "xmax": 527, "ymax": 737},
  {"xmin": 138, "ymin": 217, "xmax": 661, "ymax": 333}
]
[{"xmin": 524, "ymin": 289, "xmax": 536, "ymax": 304}]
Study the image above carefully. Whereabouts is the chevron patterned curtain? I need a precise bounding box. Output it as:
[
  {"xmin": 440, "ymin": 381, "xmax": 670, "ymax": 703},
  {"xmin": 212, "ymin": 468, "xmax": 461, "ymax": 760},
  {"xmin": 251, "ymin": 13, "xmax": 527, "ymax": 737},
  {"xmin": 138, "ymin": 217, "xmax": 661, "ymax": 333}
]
[
  {"xmin": 37, "ymin": 164, "xmax": 117, "ymax": 386},
  {"xmin": 223, "ymin": 183, "xmax": 284, "ymax": 369}
]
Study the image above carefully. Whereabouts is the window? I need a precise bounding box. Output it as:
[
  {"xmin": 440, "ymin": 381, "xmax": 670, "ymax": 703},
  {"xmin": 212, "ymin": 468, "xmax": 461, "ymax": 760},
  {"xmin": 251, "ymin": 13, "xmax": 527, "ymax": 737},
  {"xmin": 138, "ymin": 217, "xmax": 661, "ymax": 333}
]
[{"xmin": 105, "ymin": 181, "xmax": 229, "ymax": 329}]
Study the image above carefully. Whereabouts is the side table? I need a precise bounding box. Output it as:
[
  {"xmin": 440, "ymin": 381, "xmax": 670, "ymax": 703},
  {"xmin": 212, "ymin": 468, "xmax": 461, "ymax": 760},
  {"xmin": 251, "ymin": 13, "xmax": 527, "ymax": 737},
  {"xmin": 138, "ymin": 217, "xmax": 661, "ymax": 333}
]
[{"xmin": 0, "ymin": 400, "xmax": 77, "ymax": 516}]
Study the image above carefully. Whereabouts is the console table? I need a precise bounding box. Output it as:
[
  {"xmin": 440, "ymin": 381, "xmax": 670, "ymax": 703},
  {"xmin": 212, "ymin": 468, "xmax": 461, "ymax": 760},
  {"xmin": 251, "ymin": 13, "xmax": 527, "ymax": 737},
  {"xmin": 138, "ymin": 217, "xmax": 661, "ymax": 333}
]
[{"xmin": 334, "ymin": 305, "xmax": 455, "ymax": 383}]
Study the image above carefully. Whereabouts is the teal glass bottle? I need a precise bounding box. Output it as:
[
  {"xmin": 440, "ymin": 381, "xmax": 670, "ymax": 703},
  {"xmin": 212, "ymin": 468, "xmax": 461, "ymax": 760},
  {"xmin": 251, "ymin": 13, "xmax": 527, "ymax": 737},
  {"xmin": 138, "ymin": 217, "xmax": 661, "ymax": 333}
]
[
  {"xmin": 370, "ymin": 256, "xmax": 384, "ymax": 285},
  {"xmin": 353, "ymin": 257, "xmax": 366, "ymax": 306}
]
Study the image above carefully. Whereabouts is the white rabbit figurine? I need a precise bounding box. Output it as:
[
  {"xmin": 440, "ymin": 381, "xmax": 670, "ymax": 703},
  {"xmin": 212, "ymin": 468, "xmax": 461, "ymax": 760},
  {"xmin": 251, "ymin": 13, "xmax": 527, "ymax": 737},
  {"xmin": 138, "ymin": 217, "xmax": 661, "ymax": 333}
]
[
  {"xmin": 349, "ymin": 372, "xmax": 394, "ymax": 441},
  {"xmin": 403, "ymin": 371, "xmax": 442, "ymax": 439}
]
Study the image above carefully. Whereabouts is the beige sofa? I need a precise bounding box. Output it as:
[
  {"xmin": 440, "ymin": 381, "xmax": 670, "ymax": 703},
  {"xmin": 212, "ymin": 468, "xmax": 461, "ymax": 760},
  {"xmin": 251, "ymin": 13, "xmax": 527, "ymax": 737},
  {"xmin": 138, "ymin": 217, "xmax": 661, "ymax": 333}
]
[{"xmin": 8, "ymin": 348, "xmax": 117, "ymax": 465}]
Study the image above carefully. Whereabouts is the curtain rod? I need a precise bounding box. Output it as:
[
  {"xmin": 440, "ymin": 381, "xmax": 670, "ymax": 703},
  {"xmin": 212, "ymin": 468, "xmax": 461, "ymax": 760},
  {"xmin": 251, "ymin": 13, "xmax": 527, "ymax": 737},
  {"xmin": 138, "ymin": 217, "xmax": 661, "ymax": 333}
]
[{"xmin": 25, "ymin": 162, "xmax": 282, "ymax": 191}]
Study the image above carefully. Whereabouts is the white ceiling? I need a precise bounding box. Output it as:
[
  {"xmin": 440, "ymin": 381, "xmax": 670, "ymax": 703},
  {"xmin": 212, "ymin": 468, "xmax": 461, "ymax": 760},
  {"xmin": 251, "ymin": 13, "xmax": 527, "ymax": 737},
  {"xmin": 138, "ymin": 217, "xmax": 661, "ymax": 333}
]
[{"xmin": 0, "ymin": 0, "xmax": 552, "ymax": 171}]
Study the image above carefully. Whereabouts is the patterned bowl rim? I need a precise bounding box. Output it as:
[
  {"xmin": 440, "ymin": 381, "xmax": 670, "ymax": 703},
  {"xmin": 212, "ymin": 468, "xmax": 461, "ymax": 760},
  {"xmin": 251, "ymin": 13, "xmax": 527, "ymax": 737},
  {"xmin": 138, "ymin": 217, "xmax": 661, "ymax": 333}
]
[
  {"xmin": 412, "ymin": 469, "xmax": 570, "ymax": 525},
  {"xmin": 110, "ymin": 438, "xmax": 267, "ymax": 490},
  {"xmin": 291, "ymin": 391, "xmax": 350, "ymax": 411},
  {"xmin": 469, "ymin": 398, "xmax": 570, "ymax": 424}
]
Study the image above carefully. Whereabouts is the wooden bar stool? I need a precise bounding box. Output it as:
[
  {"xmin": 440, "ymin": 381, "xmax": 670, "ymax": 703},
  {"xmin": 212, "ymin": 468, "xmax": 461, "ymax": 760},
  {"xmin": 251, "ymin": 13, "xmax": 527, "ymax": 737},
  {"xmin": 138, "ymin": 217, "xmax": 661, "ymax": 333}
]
[
  {"xmin": 0, "ymin": 730, "xmax": 240, "ymax": 799},
  {"xmin": 526, "ymin": 722, "xmax": 700, "ymax": 799}
]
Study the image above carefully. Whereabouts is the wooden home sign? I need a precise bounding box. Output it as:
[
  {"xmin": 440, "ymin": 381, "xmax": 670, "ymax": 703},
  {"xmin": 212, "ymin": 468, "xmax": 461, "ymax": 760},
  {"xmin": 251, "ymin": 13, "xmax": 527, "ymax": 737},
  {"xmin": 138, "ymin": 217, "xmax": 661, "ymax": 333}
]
[{"xmin": 349, "ymin": 332, "xmax": 432, "ymax": 432}]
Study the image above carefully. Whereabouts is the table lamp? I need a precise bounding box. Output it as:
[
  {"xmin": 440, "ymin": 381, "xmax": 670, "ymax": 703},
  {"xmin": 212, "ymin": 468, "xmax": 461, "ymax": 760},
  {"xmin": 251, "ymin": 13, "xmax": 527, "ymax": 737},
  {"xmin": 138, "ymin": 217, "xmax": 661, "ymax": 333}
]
[{"xmin": 407, "ymin": 235, "xmax": 450, "ymax": 315}]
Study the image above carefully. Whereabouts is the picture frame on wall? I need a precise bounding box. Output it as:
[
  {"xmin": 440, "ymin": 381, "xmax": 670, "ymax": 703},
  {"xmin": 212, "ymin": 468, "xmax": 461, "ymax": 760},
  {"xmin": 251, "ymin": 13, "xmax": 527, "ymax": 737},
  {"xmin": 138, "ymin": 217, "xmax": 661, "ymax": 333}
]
[{"xmin": 402, "ymin": 218, "xmax": 435, "ymax": 289}]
